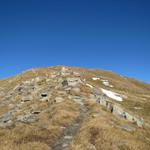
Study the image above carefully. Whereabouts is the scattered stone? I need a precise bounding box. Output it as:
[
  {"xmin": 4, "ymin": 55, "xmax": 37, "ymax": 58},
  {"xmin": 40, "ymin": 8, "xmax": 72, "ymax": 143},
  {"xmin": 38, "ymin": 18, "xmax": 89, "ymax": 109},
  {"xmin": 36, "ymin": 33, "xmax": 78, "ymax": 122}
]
[
  {"xmin": 73, "ymin": 72, "xmax": 80, "ymax": 77},
  {"xmin": 119, "ymin": 124, "xmax": 135, "ymax": 132},
  {"xmin": 60, "ymin": 67, "xmax": 70, "ymax": 76},
  {"xmin": 60, "ymin": 126, "xmax": 66, "ymax": 130},
  {"xmin": 112, "ymin": 105, "xmax": 124, "ymax": 117},
  {"xmin": 57, "ymin": 91, "xmax": 67, "ymax": 95},
  {"xmin": 69, "ymin": 96, "xmax": 84, "ymax": 105},
  {"xmin": 92, "ymin": 88, "xmax": 101, "ymax": 95},
  {"xmin": 86, "ymin": 143, "xmax": 97, "ymax": 150},
  {"xmin": 62, "ymin": 143, "xmax": 68, "ymax": 147},
  {"xmin": 0, "ymin": 120, "xmax": 13, "ymax": 128},
  {"xmin": 64, "ymin": 136, "xmax": 73, "ymax": 140},
  {"xmin": 62, "ymin": 80, "xmax": 68, "ymax": 87},
  {"xmin": 21, "ymin": 96, "xmax": 33, "ymax": 102},
  {"xmin": 70, "ymin": 87, "xmax": 81, "ymax": 95},
  {"xmin": 8, "ymin": 104, "xmax": 15, "ymax": 109},
  {"xmin": 97, "ymin": 94, "xmax": 107, "ymax": 107},
  {"xmin": 92, "ymin": 113, "xmax": 100, "ymax": 118},
  {"xmin": 31, "ymin": 110, "xmax": 41, "ymax": 114},
  {"xmin": 0, "ymin": 112, "xmax": 12, "ymax": 123},
  {"xmin": 55, "ymin": 97, "xmax": 65, "ymax": 103},
  {"xmin": 17, "ymin": 113, "xmax": 38, "ymax": 123},
  {"xmin": 134, "ymin": 107, "xmax": 143, "ymax": 110},
  {"xmin": 66, "ymin": 78, "xmax": 81, "ymax": 87},
  {"xmin": 134, "ymin": 117, "xmax": 144, "ymax": 128}
]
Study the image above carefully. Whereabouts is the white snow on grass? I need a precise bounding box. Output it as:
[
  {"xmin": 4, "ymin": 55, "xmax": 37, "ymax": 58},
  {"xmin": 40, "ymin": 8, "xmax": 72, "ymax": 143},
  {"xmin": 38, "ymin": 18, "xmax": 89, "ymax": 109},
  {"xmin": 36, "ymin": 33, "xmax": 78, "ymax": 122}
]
[
  {"xmin": 86, "ymin": 83, "xmax": 93, "ymax": 88},
  {"xmin": 101, "ymin": 88, "xmax": 123, "ymax": 102},
  {"xmin": 101, "ymin": 80, "xmax": 109, "ymax": 86},
  {"xmin": 92, "ymin": 77, "xmax": 100, "ymax": 81},
  {"xmin": 101, "ymin": 79, "xmax": 114, "ymax": 88}
]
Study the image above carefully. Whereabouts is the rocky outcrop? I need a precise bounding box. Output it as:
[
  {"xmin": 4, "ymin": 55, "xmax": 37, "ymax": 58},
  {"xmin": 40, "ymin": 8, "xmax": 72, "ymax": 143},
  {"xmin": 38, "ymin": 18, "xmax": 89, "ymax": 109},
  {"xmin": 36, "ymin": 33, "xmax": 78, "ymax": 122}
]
[
  {"xmin": 92, "ymin": 89, "xmax": 144, "ymax": 128},
  {"xmin": 63, "ymin": 78, "xmax": 81, "ymax": 87}
]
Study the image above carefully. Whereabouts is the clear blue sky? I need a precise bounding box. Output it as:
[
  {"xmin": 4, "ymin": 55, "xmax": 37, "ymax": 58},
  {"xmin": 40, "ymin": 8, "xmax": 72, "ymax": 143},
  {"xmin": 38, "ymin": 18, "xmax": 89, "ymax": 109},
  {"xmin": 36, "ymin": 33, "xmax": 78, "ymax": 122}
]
[{"xmin": 0, "ymin": 0, "xmax": 150, "ymax": 83}]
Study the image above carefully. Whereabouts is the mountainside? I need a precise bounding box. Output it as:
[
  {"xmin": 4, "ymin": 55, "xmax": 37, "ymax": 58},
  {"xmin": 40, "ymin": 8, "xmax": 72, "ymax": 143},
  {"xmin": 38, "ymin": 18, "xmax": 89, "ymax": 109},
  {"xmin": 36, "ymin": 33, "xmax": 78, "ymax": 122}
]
[{"xmin": 0, "ymin": 66, "xmax": 150, "ymax": 150}]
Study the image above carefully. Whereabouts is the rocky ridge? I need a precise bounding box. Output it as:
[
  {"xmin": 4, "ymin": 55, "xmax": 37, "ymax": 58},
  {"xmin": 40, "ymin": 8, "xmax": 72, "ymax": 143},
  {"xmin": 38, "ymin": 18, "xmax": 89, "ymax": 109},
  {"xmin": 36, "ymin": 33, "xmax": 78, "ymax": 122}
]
[{"xmin": 0, "ymin": 66, "xmax": 150, "ymax": 150}]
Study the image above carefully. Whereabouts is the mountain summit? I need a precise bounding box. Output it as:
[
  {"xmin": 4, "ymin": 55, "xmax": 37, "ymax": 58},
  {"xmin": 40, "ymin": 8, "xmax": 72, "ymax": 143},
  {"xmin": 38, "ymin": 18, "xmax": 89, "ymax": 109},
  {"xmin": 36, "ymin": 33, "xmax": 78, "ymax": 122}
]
[{"xmin": 0, "ymin": 66, "xmax": 150, "ymax": 150}]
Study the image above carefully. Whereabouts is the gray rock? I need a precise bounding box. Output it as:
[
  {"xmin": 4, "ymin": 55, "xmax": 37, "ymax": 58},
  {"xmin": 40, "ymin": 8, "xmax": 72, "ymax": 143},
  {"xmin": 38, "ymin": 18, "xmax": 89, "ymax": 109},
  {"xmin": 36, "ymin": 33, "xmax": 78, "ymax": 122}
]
[
  {"xmin": 97, "ymin": 95, "xmax": 108, "ymax": 107},
  {"xmin": 119, "ymin": 124, "xmax": 135, "ymax": 132},
  {"xmin": 66, "ymin": 78, "xmax": 81, "ymax": 87},
  {"xmin": 0, "ymin": 112, "xmax": 12, "ymax": 123},
  {"xmin": 62, "ymin": 80, "xmax": 68, "ymax": 87},
  {"xmin": 92, "ymin": 88, "xmax": 102, "ymax": 96},
  {"xmin": 17, "ymin": 113, "xmax": 38, "ymax": 123},
  {"xmin": 134, "ymin": 117, "xmax": 144, "ymax": 127},
  {"xmin": 112, "ymin": 105, "xmax": 124, "ymax": 117},
  {"xmin": 0, "ymin": 120, "xmax": 13, "ymax": 128},
  {"xmin": 124, "ymin": 112, "xmax": 135, "ymax": 123},
  {"xmin": 107, "ymin": 102, "xmax": 114, "ymax": 113}
]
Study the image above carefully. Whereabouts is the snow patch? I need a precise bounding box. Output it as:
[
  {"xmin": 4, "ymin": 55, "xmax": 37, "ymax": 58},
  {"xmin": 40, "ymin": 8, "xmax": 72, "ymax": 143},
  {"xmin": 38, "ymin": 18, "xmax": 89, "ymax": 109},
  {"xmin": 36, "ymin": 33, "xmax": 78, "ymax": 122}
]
[
  {"xmin": 101, "ymin": 79, "xmax": 114, "ymax": 88},
  {"xmin": 101, "ymin": 88, "xmax": 123, "ymax": 102},
  {"xmin": 92, "ymin": 77, "xmax": 100, "ymax": 81},
  {"xmin": 86, "ymin": 84, "xmax": 93, "ymax": 88},
  {"xmin": 102, "ymin": 80, "xmax": 109, "ymax": 86}
]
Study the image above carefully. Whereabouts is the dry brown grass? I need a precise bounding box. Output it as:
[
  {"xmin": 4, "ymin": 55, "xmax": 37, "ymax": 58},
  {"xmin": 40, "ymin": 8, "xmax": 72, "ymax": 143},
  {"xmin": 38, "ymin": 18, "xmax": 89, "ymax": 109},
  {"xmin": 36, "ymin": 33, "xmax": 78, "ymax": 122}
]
[
  {"xmin": 0, "ymin": 106, "xmax": 8, "ymax": 115},
  {"xmin": 0, "ymin": 66, "xmax": 150, "ymax": 150},
  {"xmin": 0, "ymin": 99, "xmax": 80, "ymax": 150},
  {"xmin": 68, "ymin": 99, "xmax": 150, "ymax": 150}
]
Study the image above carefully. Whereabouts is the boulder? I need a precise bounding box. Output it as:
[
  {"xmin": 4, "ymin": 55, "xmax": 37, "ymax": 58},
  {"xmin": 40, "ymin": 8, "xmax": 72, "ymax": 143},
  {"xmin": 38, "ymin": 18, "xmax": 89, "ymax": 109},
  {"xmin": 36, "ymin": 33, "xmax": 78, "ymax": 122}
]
[
  {"xmin": 112, "ymin": 105, "xmax": 124, "ymax": 117},
  {"xmin": 62, "ymin": 80, "xmax": 68, "ymax": 87},
  {"xmin": 66, "ymin": 78, "xmax": 81, "ymax": 87}
]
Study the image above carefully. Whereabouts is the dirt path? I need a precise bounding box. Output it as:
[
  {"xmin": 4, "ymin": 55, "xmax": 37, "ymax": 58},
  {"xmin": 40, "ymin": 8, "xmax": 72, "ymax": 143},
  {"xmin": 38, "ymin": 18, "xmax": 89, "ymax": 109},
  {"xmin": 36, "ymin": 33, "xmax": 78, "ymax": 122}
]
[{"xmin": 50, "ymin": 99, "xmax": 87, "ymax": 150}]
